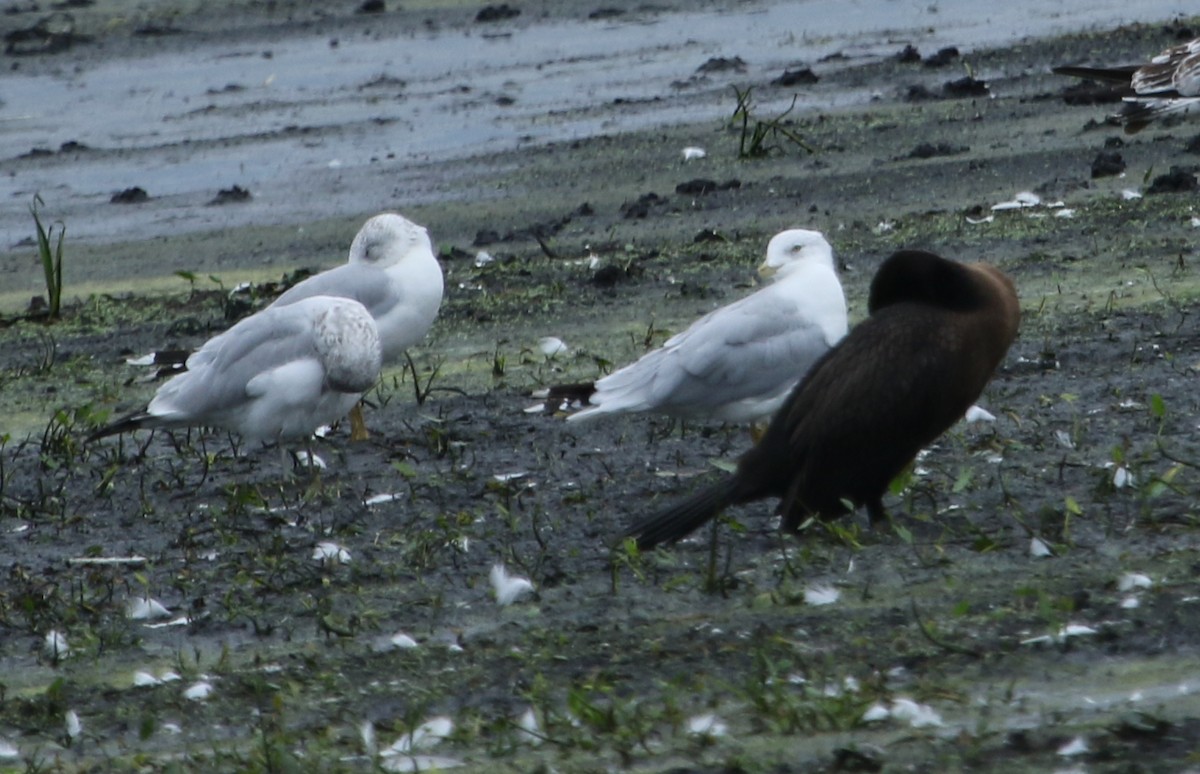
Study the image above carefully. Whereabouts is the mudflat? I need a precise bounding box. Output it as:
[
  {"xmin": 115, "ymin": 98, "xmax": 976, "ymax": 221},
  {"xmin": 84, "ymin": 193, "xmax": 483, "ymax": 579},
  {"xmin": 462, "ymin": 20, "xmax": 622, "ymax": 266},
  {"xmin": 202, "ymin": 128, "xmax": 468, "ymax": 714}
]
[{"xmin": 2, "ymin": 2, "xmax": 1200, "ymax": 771}]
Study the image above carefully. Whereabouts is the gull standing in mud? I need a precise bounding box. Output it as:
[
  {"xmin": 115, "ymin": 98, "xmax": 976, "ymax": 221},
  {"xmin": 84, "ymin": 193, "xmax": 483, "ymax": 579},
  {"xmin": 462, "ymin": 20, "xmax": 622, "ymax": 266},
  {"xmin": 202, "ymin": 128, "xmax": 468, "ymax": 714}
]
[
  {"xmin": 624, "ymin": 249, "xmax": 1020, "ymax": 550},
  {"xmin": 268, "ymin": 212, "xmax": 444, "ymax": 439},
  {"xmin": 1053, "ymin": 37, "xmax": 1200, "ymax": 133},
  {"xmin": 128, "ymin": 212, "xmax": 444, "ymax": 440},
  {"xmin": 546, "ymin": 229, "xmax": 846, "ymax": 426},
  {"xmin": 88, "ymin": 296, "xmax": 382, "ymax": 463}
]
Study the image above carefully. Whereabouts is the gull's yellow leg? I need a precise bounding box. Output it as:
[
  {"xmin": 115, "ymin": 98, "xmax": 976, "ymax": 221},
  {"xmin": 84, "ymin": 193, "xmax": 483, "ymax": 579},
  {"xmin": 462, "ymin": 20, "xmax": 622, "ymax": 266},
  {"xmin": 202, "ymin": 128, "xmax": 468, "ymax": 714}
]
[{"xmin": 349, "ymin": 402, "xmax": 369, "ymax": 441}]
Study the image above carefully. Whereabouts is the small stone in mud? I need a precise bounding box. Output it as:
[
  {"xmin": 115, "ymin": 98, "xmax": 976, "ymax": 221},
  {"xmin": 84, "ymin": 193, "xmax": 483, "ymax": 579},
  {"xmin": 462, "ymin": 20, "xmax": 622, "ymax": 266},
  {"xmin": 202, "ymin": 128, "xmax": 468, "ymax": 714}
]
[
  {"xmin": 772, "ymin": 67, "xmax": 818, "ymax": 87},
  {"xmin": 134, "ymin": 23, "xmax": 184, "ymax": 36},
  {"xmin": 591, "ymin": 264, "xmax": 627, "ymax": 287},
  {"xmin": 574, "ymin": 202, "xmax": 594, "ymax": 217},
  {"xmin": 1185, "ymin": 134, "xmax": 1200, "ymax": 154},
  {"xmin": 904, "ymin": 84, "xmax": 936, "ymax": 101},
  {"xmin": 473, "ymin": 229, "xmax": 500, "ymax": 247},
  {"xmin": 676, "ymin": 179, "xmax": 718, "ymax": 195},
  {"xmin": 208, "ymin": 185, "xmax": 252, "ymax": 205},
  {"xmin": 676, "ymin": 179, "xmax": 741, "ymax": 195},
  {"xmin": 59, "ymin": 140, "xmax": 89, "ymax": 152},
  {"xmin": 696, "ymin": 56, "xmax": 747, "ymax": 74},
  {"xmin": 693, "ymin": 229, "xmax": 725, "ymax": 243},
  {"xmin": 621, "ymin": 192, "xmax": 664, "ymax": 219},
  {"xmin": 905, "ymin": 142, "xmax": 968, "ymax": 160},
  {"xmin": 4, "ymin": 12, "xmax": 90, "ymax": 55},
  {"xmin": 1091, "ymin": 150, "xmax": 1125, "ymax": 179},
  {"xmin": 943, "ymin": 76, "xmax": 988, "ymax": 97},
  {"xmin": 111, "ymin": 187, "xmax": 149, "ymax": 204},
  {"xmin": 588, "ymin": 8, "xmax": 624, "ymax": 20},
  {"xmin": 357, "ymin": 0, "xmax": 385, "ymax": 13},
  {"xmin": 923, "ymin": 46, "xmax": 960, "ymax": 67},
  {"xmin": 475, "ymin": 4, "xmax": 520, "ymax": 23},
  {"xmin": 1146, "ymin": 166, "xmax": 1199, "ymax": 195},
  {"xmin": 1103, "ymin": 136, "xmax": 1125, "ymax": 149},
  {"xmin": 896, "ymin": 44, "xmax": 921, "ymax": 63},
  {"xmin": 206, "ymin": 83, "xmax": 246, "ymax": 95}
]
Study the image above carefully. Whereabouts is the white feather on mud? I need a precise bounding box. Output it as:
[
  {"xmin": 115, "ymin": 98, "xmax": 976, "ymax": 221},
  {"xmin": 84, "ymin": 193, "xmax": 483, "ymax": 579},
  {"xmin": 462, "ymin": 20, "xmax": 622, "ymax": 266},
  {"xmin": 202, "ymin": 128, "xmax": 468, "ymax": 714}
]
[{"xmin": 490, "ymin": 563, "xmax": 534, "ymax": 606}]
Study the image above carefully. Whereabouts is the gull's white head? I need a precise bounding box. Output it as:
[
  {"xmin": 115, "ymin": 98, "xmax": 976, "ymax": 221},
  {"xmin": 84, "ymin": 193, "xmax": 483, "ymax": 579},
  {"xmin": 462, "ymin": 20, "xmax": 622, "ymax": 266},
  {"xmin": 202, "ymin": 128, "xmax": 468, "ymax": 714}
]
[
  {"xmin": 758, "ymin": 228, "xmax": 834, "ymax": 279},
  {"xmin": 349, "ymin": 212, "xmax": 434, "ymax": 268}
]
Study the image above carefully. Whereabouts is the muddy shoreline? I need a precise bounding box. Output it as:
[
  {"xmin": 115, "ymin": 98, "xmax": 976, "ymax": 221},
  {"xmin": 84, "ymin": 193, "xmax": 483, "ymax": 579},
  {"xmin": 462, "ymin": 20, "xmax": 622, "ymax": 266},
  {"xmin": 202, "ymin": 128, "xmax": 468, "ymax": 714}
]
[{"xmin": 2, "ymin": 2, "xmax": 1200, "ymax": 772}]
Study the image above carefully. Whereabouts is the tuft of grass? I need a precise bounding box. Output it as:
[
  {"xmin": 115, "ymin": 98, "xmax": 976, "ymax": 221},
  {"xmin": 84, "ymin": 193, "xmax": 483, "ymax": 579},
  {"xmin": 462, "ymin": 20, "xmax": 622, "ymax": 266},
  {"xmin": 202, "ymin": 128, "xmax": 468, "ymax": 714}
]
[
  {"xmin": 730, "ymin": 86, "xmax": 813, "ymax": 159},
  {"xmin": 30, "ymin": 195, "xmax": 66, "ymax": 320}
]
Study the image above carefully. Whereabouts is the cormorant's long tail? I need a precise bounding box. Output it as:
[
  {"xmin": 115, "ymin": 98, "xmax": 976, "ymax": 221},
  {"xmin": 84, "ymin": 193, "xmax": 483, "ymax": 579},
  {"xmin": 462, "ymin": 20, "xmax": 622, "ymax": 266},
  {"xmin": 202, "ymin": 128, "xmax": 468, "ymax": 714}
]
[
  {"xmin": 622, "ymin": 476, "xmax": 742, "ymax": 550},
  {"xmin": 1050, "ymin": 64, "xmax": 1138, "ymax": 85}
]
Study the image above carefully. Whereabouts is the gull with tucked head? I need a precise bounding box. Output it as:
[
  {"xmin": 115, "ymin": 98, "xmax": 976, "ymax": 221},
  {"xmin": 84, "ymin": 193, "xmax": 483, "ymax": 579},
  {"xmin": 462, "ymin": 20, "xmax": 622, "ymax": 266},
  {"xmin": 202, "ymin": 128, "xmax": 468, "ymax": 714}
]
[
  {"xmin": 88, "ymin": 296, "xmax": 382, "ymax": 452},
  {"xmin": 551, "ymin": 229, "xmax": 847, "ymax": 426},
  {"xmin": 270, "ymin": 212, "xmax": 444, "ymax": 438}
]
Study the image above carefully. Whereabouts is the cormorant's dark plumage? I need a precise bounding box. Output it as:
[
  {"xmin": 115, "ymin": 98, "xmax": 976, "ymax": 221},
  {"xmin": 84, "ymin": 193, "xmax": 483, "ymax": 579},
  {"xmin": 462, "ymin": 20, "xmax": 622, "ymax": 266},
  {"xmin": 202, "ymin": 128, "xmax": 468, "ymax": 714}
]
[{"xmin": 623, "ymin": 249, "xmax": 1020, "ymax": 550}]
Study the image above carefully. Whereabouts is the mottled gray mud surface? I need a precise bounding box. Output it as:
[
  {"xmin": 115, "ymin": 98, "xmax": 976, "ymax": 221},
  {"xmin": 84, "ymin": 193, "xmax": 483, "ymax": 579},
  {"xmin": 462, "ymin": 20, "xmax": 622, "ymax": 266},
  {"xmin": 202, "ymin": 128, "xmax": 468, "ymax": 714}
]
[{"xmin": 2, "ymin": 2, "xmax": 1200, "ymax": 771}]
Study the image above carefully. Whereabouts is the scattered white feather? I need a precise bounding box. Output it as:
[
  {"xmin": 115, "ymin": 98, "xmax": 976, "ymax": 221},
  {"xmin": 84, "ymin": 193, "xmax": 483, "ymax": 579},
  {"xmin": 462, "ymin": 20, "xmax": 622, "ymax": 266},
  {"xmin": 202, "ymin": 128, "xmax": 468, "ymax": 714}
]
[
  {"xmin": 682, "ymin": 146, "xmax": 706, "ymax": 161},
  {"xmin": 1112, "ymin": 466, "xmax": 1134, "ymax": 489},
  {"xmin": 1023, "ymin": 623, "xmax": 1098, "ymax": 646},
  {"xmin": 1118, "ymin": 572, "xmax": 1152, "ymax": 591},
  {"xmin": 992, "ymin": 191, "xmax": 1041, "ymax": 210},
  {"xmin": 43, "ymin": 630, "xmax": 69, "ymax": 660},
  {"xmin": 1030, "ymin": 537, "xmax": 1054, "ymax": 558},
  {"xmin": 874, "ymin": 220, "xmax": 895, "ymax": 234},
  {"xmin": 1054, "ymin": 208, "xmax": 1076, "ymax": 218},
  {"xmin": 389, "ymin": 632, "xmax": 419, "ymax": 650},
  {"xmin": 490, "ymin": 563, "xmax": 534, "ymax": 606},
  {"xmin": 861, "ymin": 703, "xmax": 892, "ymax": 722},
  {"xmin": 1120, "ymin": 595, "xmax": 1141, "ymax": 609},
  {"xmin": 360, "ymin": 721, "xmax": 377, "ymax": 758},
  {"xmin": 1057, "ymin": 736, "xmax": 1089, "ymax": 757},
  {"xmin": 889, "ymin": 698, "xmax": 944, "ymax": 728},
  {"xmin": 966, "ymin": 214, "xmax": 995, "ymax": 225},
  {"xmin": 365, "ymin": 493, "xmax": 402, "ymax": 506},
  {"xmin": 65, "ymin": 710, "xmax": 82, "ymax": 740},
  {"xmin": 184, "ymin": 681, "xmax": 213, "ymax": 701},
  {"xmin": 804, "ymin": 584, "xmax": 840, "ymax": 606},
  {"xmin": 964, "ymin": 405, "xmax": 996, "ymax": 423},
  {"xmin": 522, "ymin": 402, "xmax": 547, "ymax": 414},
  {"xmin": 492, "ymin": 471, "xmax": 529, "ymax": 483},
  {"xmin": 385, "ymin": 716, "xmax": 454, "ymax": 755},
  {"xmin": 686, "ymin": 713, "xmax": 728, "ymax": 737},
  {"xmin": 313, "ymin": 541, "xmax": 351, "ymax": 564},
  {"xmin": 0, "ymin": 740, "xmax": 17, "ymax": 759},
  {"xmin": 125, "ymin": 352, "xmax": 157, "ymax": 366},
  {"xmin": 1055, "ymin": 430, "xmax": 1075, "ymax": 449},
  {"xmin": 294, "ymin": 450, "xmax": 326, "ymax": 470},
  {"xmin": 144, "ymin": 615, "xmax": 190, "ymax": 629},
  {"xmin": 1191, "ymin": 216, "xmax": 1200, "ymax": 228},
  {"xmin": 1062, "ymin": 623, "xmax": 1098, "ymax": 638},
  {"xmin": 127, "ymin": 596, "xmax": 171, "ymax": 620},
  {"xmin": 1121, "ymin": 189, "xmax": 1143, "ymax": 200},
  {"xmin": 474, "ymin": 251, "xmax": 495, "ymax": 268},
  {"xmin": 537, "ymin": 336, "xmax": 569, "ymax": 357},
  {"xmin": 515, "ymin": 708, "xmax": 543, "ymax": 746}
]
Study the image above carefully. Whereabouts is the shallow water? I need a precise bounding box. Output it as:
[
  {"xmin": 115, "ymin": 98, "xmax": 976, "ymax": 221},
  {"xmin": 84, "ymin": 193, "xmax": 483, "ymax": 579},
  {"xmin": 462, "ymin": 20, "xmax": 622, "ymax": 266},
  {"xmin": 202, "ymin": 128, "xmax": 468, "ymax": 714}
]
[{"xmin": 0, "ymin": 0, "xmax": 1191, "ymax": 247}]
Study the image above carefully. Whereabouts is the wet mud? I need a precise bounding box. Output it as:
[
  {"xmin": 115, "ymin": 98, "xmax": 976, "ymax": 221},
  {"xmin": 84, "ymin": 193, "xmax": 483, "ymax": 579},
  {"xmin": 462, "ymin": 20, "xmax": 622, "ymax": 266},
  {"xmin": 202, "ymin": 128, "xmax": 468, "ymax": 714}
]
[{"xmin": 2, "ymin": 2, "xmax": 1200, "ymax": 771}]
